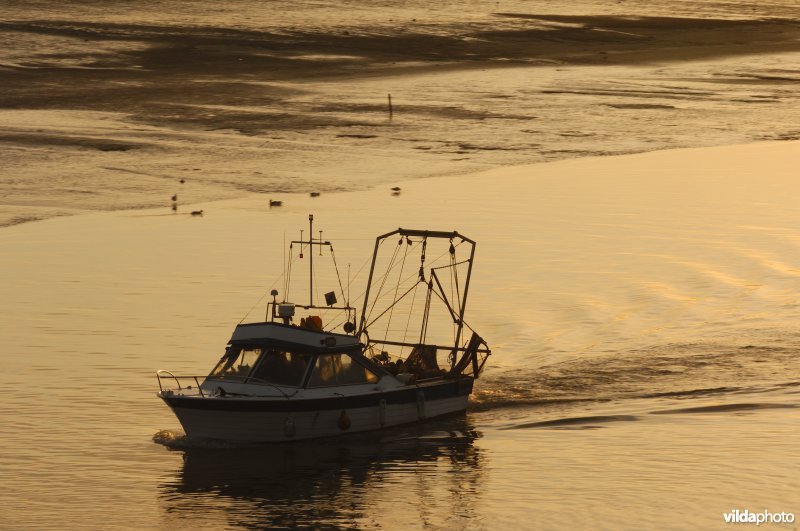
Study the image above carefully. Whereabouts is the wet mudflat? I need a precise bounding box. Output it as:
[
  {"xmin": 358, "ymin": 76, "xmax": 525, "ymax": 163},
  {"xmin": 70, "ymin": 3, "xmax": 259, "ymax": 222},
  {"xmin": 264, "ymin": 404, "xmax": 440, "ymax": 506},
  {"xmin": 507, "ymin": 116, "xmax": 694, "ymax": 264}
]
[{"xmin": 3, "ymin": 1, "xmax": 800, "ymax": 226}]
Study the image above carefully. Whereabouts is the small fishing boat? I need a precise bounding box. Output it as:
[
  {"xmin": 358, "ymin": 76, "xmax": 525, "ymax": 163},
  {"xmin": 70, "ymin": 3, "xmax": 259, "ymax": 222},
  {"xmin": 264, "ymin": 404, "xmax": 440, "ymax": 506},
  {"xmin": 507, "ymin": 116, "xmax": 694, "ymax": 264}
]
[{"xmin": 157, "ymin": 215, "xmax": 490, "ymax": 442}]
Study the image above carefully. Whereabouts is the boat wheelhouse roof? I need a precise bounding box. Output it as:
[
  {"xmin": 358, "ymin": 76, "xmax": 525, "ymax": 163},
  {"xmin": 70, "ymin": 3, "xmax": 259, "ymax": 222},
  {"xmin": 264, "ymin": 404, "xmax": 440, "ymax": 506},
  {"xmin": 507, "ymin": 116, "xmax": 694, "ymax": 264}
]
[
  {"xmin": 216, "ymin": 322, "xmax": 389, "ymax": 387},
  {"xmin": 230, "ymin": 321, "xmax": 361, "ymax": 353}
]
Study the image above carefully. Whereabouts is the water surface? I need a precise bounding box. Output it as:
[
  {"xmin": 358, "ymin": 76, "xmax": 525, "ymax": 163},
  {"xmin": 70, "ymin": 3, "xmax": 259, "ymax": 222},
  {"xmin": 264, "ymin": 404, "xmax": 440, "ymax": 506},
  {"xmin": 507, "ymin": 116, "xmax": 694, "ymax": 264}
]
[{"xmin": 3, "ymin": 143, "xmax": 800, "ymax": 528}]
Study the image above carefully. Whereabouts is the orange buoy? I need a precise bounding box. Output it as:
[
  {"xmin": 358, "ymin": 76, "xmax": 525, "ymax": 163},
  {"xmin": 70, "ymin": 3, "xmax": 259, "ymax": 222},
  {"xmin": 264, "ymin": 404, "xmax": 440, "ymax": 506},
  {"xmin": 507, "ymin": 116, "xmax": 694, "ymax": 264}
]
[{"xmin": 337, "ymin": 410, "xmax": 351, "ymax": 431}]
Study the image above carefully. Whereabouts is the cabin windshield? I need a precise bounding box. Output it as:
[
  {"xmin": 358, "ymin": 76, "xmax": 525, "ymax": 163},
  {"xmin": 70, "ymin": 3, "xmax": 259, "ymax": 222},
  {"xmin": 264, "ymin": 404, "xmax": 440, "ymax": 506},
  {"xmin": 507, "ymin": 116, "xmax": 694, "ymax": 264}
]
[
  {"xmin": 249, "ymin": 349, "xmax": 311, "ymax": 387},
  {"xmin": 307, "ymin": 351, "xmax": 380, "ymax": 387},
  {"xmin": 208, "ymin": 346, "xmax": 311, "ymax": 387}
]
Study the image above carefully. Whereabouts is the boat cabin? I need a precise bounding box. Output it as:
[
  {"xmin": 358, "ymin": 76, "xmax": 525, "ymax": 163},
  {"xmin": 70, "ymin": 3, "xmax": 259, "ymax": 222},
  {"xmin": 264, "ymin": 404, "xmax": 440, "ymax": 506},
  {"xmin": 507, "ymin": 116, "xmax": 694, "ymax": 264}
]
[{"xmin": 203, "ymin": 322, "xmax": 386, "ymax": 391}]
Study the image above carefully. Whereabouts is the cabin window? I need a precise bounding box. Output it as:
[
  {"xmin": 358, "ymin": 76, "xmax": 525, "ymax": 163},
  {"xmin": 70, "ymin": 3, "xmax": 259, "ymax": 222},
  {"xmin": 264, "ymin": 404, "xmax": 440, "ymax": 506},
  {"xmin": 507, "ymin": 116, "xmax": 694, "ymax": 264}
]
[
  {"xmin": 209, "ymin": 347, "xmax": 261, "ymax": 381},
  {"xmin": 307, "ymin": 353, "xmax": 379, "ymax": 387},
  {"xmin": 249, "ymin": 349, "xmax": 311, "ymax": 387}
]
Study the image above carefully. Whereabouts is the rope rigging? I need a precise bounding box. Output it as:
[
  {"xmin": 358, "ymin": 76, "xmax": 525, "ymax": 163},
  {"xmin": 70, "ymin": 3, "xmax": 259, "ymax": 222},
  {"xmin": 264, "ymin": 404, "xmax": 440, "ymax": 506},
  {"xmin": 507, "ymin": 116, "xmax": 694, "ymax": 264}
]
[
  {"xmin": 329, "ymin": 246, "xmax": 347, "ymax": 306},
  {"xmin": 362, "ymin": 237, "xmax": 472, "ymax": 349},
  {"xmin": 365, "ymin": 239, "xmax": 461, "ymax": 315},
  {"xmin": 401, "ymin": 281, "xmax": 420, "ymax": 357},
  {"xmin": 384, "ymin": 238, "xmax": 411, "ymax": 344},
  {"xmin": 285, "ymin": 242, "xmax": 294, "ymax": 302},
  {"xmin": 364, "ymin": 280, "xmax": 424, "ymax": 331},
  {"xmin": 449, "ymin": 240, "xmax": 457, "ymax": 340},
  {"xmin": 419, "ymin": 278, "xmax": 433, "ymax": 345},
  {"xmin": 365, "ymin": 236, "xmax": 402, "ymax": 325},
  {"xmin": 363, "ymin": 238, "xmax": 425, "ymax": 325}
]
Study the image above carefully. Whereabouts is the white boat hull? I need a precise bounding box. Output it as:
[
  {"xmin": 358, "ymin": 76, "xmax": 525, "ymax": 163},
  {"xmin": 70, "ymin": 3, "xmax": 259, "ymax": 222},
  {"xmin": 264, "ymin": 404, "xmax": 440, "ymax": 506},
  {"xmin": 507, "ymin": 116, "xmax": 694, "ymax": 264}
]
[{"xmin": 161, "ymin": 379, "xmax": 473, "ymax": 442}]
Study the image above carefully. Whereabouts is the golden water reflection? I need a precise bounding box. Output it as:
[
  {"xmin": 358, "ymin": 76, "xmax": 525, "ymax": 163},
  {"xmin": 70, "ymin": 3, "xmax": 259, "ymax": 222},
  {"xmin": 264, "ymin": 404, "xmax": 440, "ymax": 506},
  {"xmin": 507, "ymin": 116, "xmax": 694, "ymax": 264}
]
[{"xmin": 158, "ymin": 417, "xmax": 484, "ymax": 528}]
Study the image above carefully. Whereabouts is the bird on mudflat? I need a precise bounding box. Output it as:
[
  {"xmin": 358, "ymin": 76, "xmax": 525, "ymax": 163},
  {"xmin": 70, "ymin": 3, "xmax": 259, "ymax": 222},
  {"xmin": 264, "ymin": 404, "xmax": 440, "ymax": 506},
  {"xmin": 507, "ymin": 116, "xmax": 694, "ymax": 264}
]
[
  {"xmin": 269, "ymin": 199, "xmax": 283, "ymax": 207},
  {"xmin": 171, "ymin": 194, "xmax": 177, "ymax": 202},
  {"xmin": 191, "ymin": 210, "xmax": 203, "ymax": 216}
]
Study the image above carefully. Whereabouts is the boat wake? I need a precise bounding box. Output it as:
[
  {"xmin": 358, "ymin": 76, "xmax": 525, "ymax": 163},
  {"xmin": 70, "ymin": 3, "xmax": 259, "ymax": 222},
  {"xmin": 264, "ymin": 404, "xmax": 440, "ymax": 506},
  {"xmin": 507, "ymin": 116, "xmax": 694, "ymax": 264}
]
[
  {"xmin": 470, "ymin": 339, "xmax": 800, "ymax": 414},
  {"xmin": 152, "ymin": 429, "xmax": 246, "ymax": 449},
  {"xmin": 651, "ymin": 402, "xmax": 797, "ymax": 415},
  {"xmin": 494, "ymin": 399, "xmax": 800, "ymax": 431},
  {"xmin": 499, "ymin": 414, "xmax": 640, "ymax": 430}
]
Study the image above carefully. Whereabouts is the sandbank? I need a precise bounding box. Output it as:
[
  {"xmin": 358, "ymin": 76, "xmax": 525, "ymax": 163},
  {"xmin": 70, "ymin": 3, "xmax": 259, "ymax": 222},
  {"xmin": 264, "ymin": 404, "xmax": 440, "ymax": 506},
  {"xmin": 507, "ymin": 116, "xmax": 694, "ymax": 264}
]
[{"xmin": 4, "ymin": 14, "xmax": 800, "ymax": 227}]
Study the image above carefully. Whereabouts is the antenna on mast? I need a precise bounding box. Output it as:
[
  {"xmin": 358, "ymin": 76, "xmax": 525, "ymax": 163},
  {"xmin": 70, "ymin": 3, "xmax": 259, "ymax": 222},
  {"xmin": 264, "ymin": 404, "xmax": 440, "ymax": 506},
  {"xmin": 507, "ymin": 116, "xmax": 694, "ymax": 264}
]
[{"xmin": 280, "ymin": 215, "xmax": 356, "ymax": 332}]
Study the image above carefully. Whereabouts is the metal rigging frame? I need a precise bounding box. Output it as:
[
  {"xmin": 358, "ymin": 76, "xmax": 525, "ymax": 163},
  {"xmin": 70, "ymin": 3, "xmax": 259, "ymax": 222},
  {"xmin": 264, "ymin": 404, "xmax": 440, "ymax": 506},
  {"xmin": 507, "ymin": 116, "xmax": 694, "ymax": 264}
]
[{"xmin": 357, "ymin": 228, "xmax": 490, "ymax": 377}]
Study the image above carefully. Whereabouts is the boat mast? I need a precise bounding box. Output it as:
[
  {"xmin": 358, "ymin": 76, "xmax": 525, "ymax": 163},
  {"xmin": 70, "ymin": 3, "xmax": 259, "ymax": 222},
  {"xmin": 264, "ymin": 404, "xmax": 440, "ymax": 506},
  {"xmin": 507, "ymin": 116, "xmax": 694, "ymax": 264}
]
[
  {"xmin": 452, "ymin": 240, "xmax": 475, "ymax": 352},
  {"xmin": 290, "ymin": 214, "xmax": 333, "ymax": 309},
  {"xmin": 358, "ymin": 232, "xmax": 384, "ymax": 337}
]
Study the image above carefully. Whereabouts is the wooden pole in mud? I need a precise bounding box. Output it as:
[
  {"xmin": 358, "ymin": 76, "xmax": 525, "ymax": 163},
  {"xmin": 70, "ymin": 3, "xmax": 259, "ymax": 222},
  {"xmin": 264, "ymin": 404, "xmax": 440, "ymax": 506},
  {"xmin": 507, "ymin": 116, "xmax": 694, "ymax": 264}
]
[{"xmin": 388, "ymin": 93, "xmax": 393, "ymax": 119}]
